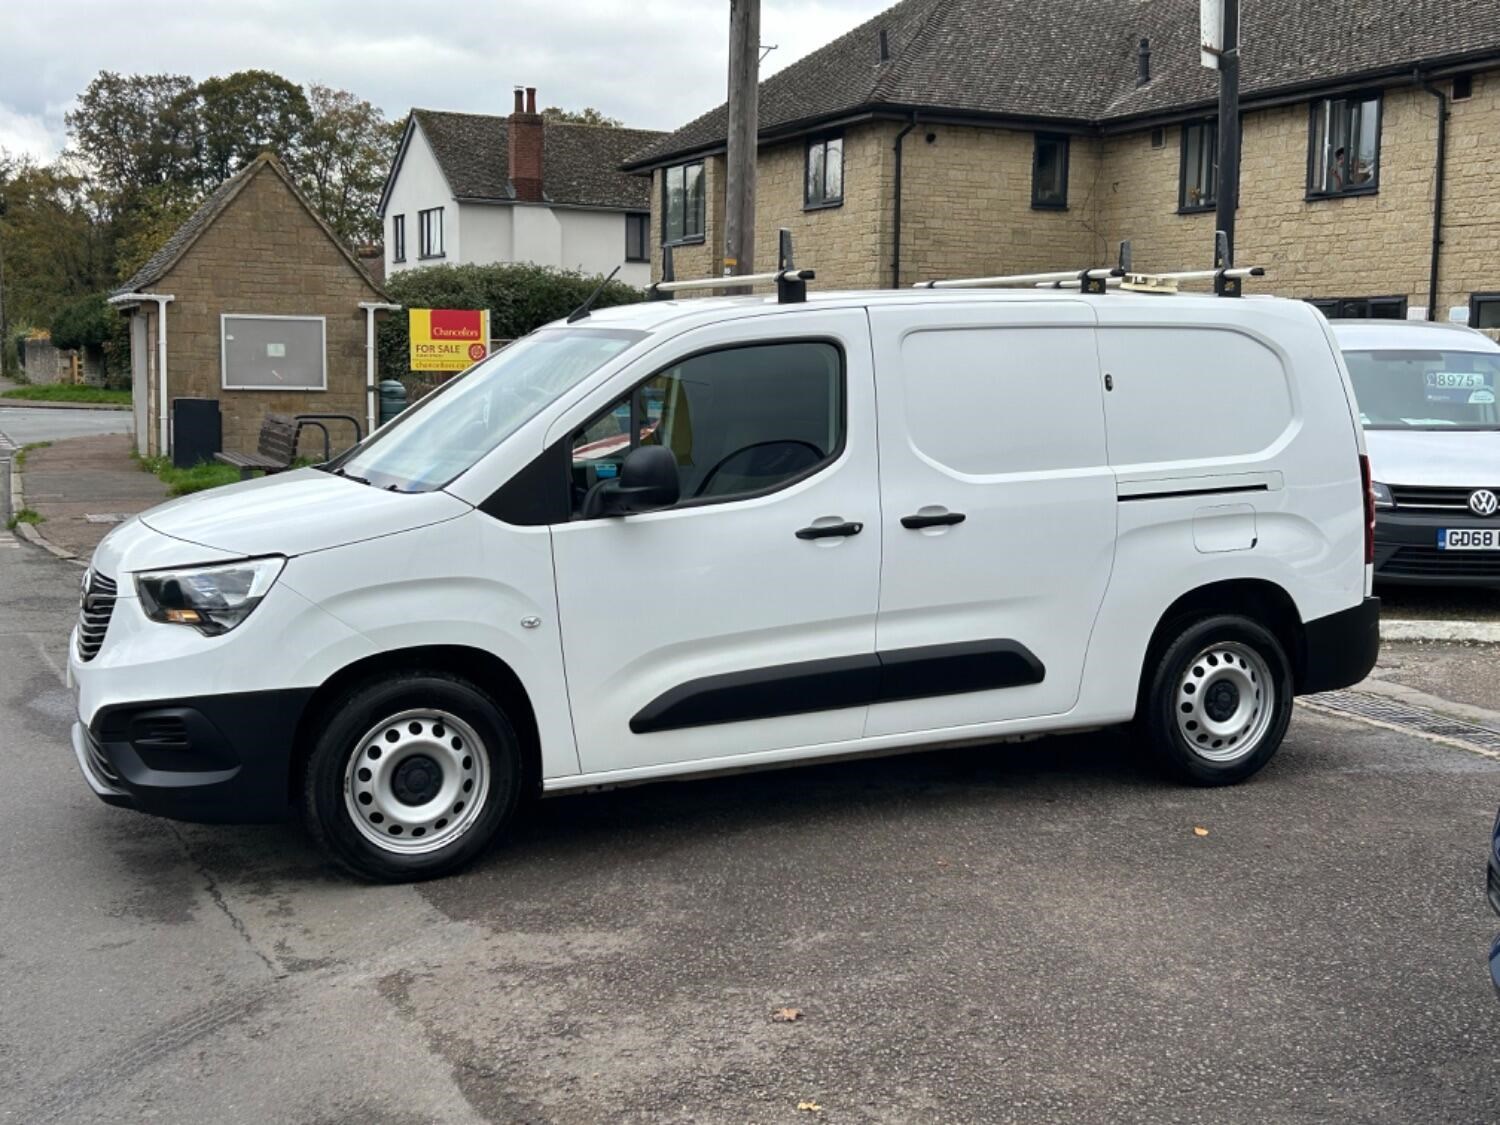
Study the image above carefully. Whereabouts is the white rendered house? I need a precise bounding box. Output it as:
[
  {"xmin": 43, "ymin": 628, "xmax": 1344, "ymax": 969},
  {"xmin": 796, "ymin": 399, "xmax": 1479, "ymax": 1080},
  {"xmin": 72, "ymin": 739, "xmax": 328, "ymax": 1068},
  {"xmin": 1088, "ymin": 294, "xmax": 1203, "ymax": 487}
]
[{"xmin": 378, "ymin": 88, "xmax": 661, "ymax": 288}]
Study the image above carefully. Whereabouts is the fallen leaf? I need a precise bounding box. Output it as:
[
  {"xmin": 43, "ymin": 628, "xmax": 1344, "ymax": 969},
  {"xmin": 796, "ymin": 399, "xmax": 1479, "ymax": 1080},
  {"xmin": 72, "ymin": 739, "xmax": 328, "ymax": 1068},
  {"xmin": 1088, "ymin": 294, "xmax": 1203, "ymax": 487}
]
[
  {"xmin": 1193, "ymin": 826, "xmax": 1210, "ymax": 837},
  {"xmin": 797, "ymin": 1100, "xmax": 822, "ymax": 1112},
  {"xmin": 772, "ymin": 1007, "xmax": 802, "ymax": 1022}
]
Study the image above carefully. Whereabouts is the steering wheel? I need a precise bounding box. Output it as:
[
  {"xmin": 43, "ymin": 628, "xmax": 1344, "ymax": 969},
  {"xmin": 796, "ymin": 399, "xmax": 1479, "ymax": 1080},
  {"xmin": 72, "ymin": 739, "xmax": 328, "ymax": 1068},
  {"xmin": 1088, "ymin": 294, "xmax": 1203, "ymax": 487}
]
[{"xmin": 692, "ymin": 439, "xmax": 825, "ymax": 497}]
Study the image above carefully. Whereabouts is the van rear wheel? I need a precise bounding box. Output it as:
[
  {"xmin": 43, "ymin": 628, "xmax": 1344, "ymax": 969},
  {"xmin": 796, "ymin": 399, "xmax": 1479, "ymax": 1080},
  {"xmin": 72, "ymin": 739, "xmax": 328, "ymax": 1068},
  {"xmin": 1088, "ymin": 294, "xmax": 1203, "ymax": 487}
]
[
  {"xmin": 1141, "ymin": 615, "xmax": 1294, "ymax": 786},
  {"xmin": 302, "ymin": 672, "xmax": 521, "ymax": 882}
]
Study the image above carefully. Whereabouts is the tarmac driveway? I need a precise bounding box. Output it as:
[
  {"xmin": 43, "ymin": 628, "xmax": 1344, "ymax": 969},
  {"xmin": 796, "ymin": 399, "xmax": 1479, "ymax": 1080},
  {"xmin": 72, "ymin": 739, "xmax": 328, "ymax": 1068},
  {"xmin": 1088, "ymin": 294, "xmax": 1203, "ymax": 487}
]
[{"xmin": 2, "ymin": 532, "xmax": 1499, "ymax": 1123}]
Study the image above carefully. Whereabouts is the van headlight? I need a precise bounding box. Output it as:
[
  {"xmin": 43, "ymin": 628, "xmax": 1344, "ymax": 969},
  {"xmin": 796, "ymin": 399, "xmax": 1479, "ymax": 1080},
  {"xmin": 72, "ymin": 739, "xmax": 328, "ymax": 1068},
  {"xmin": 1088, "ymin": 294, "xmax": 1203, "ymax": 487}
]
[
  {"xmin": 135, "ymin": 557, "xmax": 285, "ymax": 636},
  {"xmin": 1371, "ymin": 481, "xmax": 1394, "ymax": 509}
]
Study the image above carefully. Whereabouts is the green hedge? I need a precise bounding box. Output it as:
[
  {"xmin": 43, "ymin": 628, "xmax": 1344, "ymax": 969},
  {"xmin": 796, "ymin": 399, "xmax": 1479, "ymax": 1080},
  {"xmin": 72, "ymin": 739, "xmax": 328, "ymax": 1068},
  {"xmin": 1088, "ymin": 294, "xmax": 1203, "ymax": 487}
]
[{"xmin": 378, "ymin": 263, "xmax": 642, "ymax": 381}]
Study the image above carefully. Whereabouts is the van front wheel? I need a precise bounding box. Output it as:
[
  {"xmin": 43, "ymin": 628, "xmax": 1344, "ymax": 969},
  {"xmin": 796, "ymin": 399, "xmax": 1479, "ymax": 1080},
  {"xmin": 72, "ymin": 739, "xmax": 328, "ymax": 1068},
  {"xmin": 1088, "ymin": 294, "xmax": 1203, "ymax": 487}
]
[
  {"xmin": 1141, "ymin": 615, "xmax": 1294, "ymax": 786},
  {"xmin": 302, "ymin": 672, "xmax": 521, "ymax": 882}
]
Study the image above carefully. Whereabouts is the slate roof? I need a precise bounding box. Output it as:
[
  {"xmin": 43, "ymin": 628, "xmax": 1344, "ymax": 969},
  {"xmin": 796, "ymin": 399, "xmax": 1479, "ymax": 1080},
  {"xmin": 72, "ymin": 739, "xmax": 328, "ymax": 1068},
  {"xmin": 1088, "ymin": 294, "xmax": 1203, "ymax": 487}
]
[
  {"xmin": 113, "ymin": 154, "xmax": 386, "ymax": 298},
  {"xmin": 625, "ymin": 0, "xmax": 1500, "ymax": 168},
  {"xmin": 396, "ymin": 110, "xmax": 663, "ymax": 211}
]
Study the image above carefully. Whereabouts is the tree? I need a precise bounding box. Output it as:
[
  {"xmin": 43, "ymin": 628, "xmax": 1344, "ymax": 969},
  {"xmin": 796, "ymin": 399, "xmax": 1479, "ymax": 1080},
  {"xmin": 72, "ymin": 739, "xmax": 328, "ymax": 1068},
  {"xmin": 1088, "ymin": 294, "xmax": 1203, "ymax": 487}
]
[
  {"xmin": 295, "ymin": 84, "xmax": 401, "ymax": 246},
  {"xmin": 194, "ymin": 70, "xmax": 312, "ymax": 183},
  {"xmin": 541, "ymin": 106, "xmax": 623, "ymax": 127},
  {"xmin": 64, "ymin": 72, "xmax": 200, "ymax": 217},
  {"xmin": 48, "ymin": 292, "xmax": 113, "ymax": 351},
  {"xmin": 0, "ymin": 156, "xmax": 113, "ymax": 330}
]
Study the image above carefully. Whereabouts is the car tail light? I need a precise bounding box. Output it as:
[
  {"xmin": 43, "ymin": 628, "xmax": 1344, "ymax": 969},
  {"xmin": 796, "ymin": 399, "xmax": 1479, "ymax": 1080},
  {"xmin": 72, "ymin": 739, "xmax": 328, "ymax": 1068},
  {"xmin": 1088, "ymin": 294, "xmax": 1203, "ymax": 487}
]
[{"xmin": 1359, "ymin": 454, "xmax": 1376, "ymax": 564}]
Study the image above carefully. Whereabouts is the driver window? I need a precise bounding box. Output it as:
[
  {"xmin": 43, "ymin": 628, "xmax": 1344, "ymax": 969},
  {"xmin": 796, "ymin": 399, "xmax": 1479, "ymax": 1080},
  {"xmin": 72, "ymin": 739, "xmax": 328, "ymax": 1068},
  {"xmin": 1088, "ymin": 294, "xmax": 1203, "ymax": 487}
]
[{"xmin": 570, "ymin": 340, "xmax": 843, "ymax": 515}]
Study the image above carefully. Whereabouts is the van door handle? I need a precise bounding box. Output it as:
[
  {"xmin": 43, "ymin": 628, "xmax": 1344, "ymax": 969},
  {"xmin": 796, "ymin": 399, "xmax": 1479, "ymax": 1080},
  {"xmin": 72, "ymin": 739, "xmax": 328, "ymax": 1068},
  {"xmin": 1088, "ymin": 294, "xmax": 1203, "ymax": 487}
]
[
  {"xmin": 796, "ymin": 521, "xmax": 864, "ymax": 540},
  {"xmin": 901, "ymin": 511, "xmax": 966, "ymax": 529}
]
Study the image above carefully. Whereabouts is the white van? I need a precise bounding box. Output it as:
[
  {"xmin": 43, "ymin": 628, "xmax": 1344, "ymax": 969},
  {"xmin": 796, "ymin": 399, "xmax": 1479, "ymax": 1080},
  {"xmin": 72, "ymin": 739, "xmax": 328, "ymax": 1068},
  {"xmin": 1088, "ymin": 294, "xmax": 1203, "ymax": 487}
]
[
  {"xmin": 69, "ymin": 273, "xmax": 1379, "ymax": 880},
  {"xmin": 1332, "ymin": 319, "xmax": 1500, "ymax": 587}
]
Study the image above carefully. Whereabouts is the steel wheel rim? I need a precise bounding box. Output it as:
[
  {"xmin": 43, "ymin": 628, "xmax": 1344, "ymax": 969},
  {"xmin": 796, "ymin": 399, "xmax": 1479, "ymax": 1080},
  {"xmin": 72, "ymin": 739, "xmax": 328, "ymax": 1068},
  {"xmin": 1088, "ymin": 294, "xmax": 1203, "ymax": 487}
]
[
  {"xmin": 343, "ymin": 708, "xmax": 489, "ymax": 854},
  {"xmin": 1174, "ymin": 641, "xmax": 1275, "ymax": 763}
]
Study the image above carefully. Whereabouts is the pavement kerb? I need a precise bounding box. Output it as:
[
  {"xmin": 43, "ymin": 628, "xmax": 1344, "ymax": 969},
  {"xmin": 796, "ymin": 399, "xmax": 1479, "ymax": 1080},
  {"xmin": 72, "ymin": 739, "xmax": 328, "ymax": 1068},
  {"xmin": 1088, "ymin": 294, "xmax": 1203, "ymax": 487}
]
[
  {"xmin": 0, "ymin": 398, "xmax": 131, "ymax": 412},
  {"xmin": 8, "ymin": 459, "xmax": 84, "ymax": 565},
  {"xmin": 1381, "ymin": 618, "xmax": 1500, "ymax": 644}
]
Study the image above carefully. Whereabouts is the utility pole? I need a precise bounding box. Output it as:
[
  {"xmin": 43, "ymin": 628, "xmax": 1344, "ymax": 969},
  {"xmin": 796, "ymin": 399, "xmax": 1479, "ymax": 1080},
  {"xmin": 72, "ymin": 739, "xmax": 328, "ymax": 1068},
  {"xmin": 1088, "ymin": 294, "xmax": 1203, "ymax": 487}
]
[
  {"xmin": 1211, "ymin": 0, "xmax": 1240, "ymax": 268},
  {"xmin": 0, "ymin": 191, "xmax": 10, "ymax": 377},
  {"xmin": 724, "ymin": 0, "xmax": 759, "ymax": 278}
]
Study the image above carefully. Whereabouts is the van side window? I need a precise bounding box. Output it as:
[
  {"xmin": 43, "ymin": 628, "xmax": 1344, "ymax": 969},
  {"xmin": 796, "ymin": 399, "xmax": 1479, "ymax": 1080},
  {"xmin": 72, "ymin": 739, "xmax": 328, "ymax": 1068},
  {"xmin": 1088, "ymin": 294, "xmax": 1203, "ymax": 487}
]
[{"xmin": 570, "ymin": 340, "xmax": 844, "ymax": 515}]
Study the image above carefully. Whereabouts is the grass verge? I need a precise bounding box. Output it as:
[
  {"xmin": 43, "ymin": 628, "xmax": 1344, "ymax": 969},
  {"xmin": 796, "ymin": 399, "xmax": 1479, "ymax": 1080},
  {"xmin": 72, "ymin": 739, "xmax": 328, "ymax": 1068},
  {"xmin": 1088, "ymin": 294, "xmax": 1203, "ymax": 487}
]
[
  {"xmin": 1, "ymin": 385, "xmax": 132, "ymax": 405},
  {"xmin": 14, "ymin": 441, "xmax": 51, "ymax": 468},
  {"xmin": 135, "ymin": 454, "xmax": 248, "ymax": 496},
  {"xmin": 5, "ymin": 508, "xmax": 42, "ymax": 530}
]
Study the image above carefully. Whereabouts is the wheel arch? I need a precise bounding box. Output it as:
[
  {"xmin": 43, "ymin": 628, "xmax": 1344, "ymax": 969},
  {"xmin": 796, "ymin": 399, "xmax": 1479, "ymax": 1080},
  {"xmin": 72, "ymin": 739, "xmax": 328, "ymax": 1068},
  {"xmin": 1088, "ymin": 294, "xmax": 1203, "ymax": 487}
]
[
  {"xmin": 290, "ymin": 645, "xmax": 543, "ymax": 805},
  {"xmin": 1138, "ymin": 578, "xmax": 1308, "ymax": 701}
]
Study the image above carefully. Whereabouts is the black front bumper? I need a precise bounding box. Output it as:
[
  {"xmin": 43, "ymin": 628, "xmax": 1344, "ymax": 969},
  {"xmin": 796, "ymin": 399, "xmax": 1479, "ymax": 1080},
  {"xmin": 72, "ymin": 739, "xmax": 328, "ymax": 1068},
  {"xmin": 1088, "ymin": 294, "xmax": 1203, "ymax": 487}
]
[
  {"xmin": 1374, "ymin": 510, "xmax": 1500, "ymax": 587},
  {"xmin": 1298, "ymin": 597, "xmax": 1381, "ymax": 695},
  {"xmin": 73, "ymin": 689, "xmax": 314, "ymax": 824}
]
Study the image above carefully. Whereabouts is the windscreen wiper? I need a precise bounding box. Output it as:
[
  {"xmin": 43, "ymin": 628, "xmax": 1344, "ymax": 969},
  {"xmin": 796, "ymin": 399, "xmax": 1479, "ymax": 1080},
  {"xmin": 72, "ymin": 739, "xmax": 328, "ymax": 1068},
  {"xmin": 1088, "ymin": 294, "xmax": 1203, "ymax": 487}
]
[{"xmin": 330, "ymin": 467, "xmax": 372, "ymax": 485}]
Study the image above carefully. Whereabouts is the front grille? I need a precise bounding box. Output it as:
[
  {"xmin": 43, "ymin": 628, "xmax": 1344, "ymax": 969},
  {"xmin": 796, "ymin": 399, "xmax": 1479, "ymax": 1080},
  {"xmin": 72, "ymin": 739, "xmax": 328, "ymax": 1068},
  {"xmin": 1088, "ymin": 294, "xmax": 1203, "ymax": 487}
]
[
  {"xmin": 1389, "ymin": 484, "xmax": 1500, "ymax": 512},
  {"xmin": 76, "ymin": 571, "xmax": 118, "ymax": 662},
  {"xmin": 1379, "ymin": 545, "xmax": 1500, "ymax": 580},
  {"xmin": 84, "ymin": 728, "xmax": 122, "ymax": 788}
]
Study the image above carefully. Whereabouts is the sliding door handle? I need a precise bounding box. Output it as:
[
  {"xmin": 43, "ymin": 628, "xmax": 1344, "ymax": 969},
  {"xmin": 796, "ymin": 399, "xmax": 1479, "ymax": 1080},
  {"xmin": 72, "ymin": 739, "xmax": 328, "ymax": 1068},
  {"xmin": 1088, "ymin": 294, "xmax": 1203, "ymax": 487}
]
[
  {"xmin": 901, "ymin": 511, "xmax": 966, "ymax": 530},
  {"xmin": 796, "ymin": 521, "xmax": 864, "ymax": 540}
]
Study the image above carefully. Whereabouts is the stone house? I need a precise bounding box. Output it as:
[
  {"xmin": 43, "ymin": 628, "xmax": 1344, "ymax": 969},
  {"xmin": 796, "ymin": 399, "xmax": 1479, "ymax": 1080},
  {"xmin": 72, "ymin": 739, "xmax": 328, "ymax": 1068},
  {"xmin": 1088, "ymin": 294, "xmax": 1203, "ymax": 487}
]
[
  {"xmin": 624, "ymin": 0, "xmax": 1500, "ymax": 329},
  {"xmin": 378, "ymin": 89, "xmax": 664, "ymax": 288},
  {"xmin": 110, "ymin": 154, "xmax": 393, "ymax": 460}
]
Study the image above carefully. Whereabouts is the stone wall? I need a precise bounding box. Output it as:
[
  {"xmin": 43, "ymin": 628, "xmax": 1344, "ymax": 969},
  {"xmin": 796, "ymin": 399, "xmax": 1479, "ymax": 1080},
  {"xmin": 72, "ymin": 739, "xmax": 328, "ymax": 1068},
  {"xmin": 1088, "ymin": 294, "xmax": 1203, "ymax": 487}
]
[
  {"xmin": 896, "ymin": 124, "xmax": 1105, "ymax": 287},
  {"xmin": 148, "ymin": 163, "xmax": 384, "ymax": 459}
]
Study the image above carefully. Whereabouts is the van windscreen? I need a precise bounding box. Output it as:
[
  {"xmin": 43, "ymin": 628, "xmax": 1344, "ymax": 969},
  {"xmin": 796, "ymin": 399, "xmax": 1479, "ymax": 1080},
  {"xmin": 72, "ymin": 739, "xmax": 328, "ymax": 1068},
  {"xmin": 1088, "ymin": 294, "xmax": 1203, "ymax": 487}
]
[
  {"xmin": 335, "ymin": 328, "xmax": 645, "ymax": 492},
  {"xmin": 1344, "ymin": 349, "xmax": 1500, "ymax": 430}
]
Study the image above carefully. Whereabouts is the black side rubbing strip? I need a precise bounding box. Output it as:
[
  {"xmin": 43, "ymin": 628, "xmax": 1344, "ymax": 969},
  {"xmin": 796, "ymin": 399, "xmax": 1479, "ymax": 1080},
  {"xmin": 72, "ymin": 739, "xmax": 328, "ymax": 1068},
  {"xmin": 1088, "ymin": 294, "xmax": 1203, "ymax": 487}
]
[
  {"xmin": 629, "ymin": 655, "xmax": 879, "ymax": 735},
  {"xmin": 877, "ymin": 640, "xmax": 1044, "ymax": 703},
  {"xmin": 629, "ymin": 640, "xmax": 1046, "ymax": 734},
  {"xmin": 1119, "ymin": 483, "xmax": 1269, "ymax": 503}
]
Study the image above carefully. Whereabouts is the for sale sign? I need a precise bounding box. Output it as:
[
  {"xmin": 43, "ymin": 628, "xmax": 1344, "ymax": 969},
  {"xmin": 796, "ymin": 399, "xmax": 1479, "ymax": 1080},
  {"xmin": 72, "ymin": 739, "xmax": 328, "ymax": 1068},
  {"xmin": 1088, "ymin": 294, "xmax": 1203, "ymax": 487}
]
[{"xmin": 408, "ymin": 308, "xmax": 491, "ymax": 372}]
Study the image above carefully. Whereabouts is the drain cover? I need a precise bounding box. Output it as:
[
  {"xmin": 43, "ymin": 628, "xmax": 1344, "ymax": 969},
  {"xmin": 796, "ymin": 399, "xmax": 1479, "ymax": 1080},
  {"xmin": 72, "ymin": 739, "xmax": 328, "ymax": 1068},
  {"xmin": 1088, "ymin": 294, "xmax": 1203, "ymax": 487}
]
[{"xmin": 1302, "ymin": 690, "xmax": 1500, "ymax": 759}]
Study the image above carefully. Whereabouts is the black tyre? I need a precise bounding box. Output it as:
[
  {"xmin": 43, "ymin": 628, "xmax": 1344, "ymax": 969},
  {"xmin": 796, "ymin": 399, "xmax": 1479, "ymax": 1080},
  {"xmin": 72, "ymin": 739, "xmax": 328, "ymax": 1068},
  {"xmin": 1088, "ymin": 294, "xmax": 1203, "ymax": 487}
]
[
  {"xmin": 1140, "ymin": 615, "xmax": 1294, "ymax": 786},
  {"xmin": 302, "ymin": 671, "xmax": 522, "ymax": 882}
]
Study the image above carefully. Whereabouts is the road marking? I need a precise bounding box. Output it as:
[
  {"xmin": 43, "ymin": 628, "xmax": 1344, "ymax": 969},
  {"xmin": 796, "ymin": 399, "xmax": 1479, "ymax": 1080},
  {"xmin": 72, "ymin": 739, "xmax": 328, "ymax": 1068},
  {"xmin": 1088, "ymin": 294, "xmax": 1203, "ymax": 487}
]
[{"xmin": 1300, "ymin": 689, "xmax": 1500, "ymax": 761}]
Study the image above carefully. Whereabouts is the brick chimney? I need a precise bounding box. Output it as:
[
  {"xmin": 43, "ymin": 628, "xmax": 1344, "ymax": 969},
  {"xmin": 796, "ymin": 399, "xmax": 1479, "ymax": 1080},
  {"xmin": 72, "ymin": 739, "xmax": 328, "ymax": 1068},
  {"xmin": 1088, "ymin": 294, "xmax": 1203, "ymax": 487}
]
[{"xmin": 509, "ymin": 86, "xmax": 544, "ymax": 203}]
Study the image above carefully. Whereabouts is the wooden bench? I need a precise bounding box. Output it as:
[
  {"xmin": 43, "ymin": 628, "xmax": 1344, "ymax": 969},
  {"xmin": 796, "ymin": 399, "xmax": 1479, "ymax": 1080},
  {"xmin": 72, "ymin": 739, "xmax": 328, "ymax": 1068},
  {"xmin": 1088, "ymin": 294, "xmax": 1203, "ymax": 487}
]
[{"xmin": 215, "ymin": 413, "xmax": 298, "ymax": 479}]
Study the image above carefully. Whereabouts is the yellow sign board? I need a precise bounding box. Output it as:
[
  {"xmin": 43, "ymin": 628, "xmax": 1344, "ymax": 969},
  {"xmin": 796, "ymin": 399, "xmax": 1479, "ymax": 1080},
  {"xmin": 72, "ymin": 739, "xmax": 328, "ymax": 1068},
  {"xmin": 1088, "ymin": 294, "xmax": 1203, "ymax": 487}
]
[{"xmin": 408, "ymin": 308, "xmax": 491, "ymax": 372}]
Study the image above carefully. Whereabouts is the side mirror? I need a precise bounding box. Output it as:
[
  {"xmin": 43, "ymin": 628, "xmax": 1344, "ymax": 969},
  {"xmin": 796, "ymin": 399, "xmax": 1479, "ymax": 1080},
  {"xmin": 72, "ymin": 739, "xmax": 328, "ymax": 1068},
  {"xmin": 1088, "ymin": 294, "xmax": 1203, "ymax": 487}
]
[{"xmin": 583, "ymin": 445, "xmax": 681, "ymax": 518}]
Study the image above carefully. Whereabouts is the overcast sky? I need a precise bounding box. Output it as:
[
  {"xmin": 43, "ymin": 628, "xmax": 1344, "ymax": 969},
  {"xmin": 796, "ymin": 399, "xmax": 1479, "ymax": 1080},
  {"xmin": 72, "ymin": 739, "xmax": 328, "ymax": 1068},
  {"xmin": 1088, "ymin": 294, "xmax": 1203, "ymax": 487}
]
[{"xmin": 0, "ymin": 0, "xmax": 890, "ymax": 161}]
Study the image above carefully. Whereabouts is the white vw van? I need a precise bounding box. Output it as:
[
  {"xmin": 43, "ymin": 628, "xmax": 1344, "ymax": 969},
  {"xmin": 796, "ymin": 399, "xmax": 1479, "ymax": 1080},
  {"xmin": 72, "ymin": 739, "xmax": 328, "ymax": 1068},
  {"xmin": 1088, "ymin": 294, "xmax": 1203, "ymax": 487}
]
[{"xmin": 70, "ymin": 276, "xmax": 1379, "ymax": 880}]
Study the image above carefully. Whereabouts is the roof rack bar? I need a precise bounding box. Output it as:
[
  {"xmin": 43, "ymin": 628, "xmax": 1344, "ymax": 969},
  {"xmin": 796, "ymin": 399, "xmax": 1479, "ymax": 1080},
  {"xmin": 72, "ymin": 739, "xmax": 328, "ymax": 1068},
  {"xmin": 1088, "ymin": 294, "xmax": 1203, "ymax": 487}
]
[
  {"xmin": 649, "ymin": 268, "xmax": 815, "ymax": 296},
  {"xmin": 913, "ymin": 266, "xmax": 1122, "ymax": 290},
  {"xmin": 647, "ymin": 228, "xmax": 814, "ymax": 304}
]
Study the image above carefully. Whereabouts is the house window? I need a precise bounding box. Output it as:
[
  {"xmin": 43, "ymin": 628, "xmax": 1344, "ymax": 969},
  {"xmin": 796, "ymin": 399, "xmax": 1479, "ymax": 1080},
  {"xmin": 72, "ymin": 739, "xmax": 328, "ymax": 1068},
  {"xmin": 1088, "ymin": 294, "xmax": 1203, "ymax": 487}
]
[
  {"xmin": 392, "ymin": 215, "xmax": 406, "ymax": 262},
  {"xmin": 1032, "ymin": 134, "xmax": 1069, "ymax": 210},
  {"xmin": 1454, "ymin": 75, "xmax": 1473, "ymax": 101},
  {"xmin": 1471, "ymin": 293, "xmax": 1500, "ymax": 329},
  {"xmin": 1308, "ymin": 95, "xmax": 1381, "ymax": 197},
  {"xmin": 805, "ymin": 135, "xmax": 844, "ymax": 208},
  {"xmin": 1308, "ymin": 296, "xmax": 1407, "ymax": 320},
  {"xmin": 662, "ymin": 161, "xmax": 705, "ymax": 244},
  {"xmin": 625, "ymin": 213, "xmax": 649, "ymax": 262},
  {"xmin": 1150, "ymin": 127, "xmax": 1165, "ymax": 149},
  {"xmin": 419, "ymin": 207, "xmax": 444, "ymax": 258},
  {"xmin": 221, "ymin": 315, "xmax": 326, "ymax": 391},
  {"xmin": 1179, "ymin": 120, "xmax": 1217, "ymax": 212}
]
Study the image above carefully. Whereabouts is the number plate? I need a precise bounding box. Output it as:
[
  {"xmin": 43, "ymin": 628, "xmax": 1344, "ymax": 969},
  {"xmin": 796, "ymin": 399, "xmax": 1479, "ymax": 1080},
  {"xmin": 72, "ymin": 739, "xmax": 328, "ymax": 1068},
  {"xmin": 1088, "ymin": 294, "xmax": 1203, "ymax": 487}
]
[{"xmin": 1439, "ymin": 528, "xmax": 1500, "ymax": 551}]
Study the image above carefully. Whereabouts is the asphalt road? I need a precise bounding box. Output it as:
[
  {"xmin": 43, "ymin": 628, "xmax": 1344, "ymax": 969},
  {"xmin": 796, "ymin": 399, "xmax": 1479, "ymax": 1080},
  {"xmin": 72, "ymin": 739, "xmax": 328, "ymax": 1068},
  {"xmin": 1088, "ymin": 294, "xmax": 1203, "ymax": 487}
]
[
  {"xmin": 2, "ymin": 533, "xmax": 1499, "ymax": 1122},
  {"xmin": 0, "ymin": 406, "xmax": 133, "ymax": 447}
]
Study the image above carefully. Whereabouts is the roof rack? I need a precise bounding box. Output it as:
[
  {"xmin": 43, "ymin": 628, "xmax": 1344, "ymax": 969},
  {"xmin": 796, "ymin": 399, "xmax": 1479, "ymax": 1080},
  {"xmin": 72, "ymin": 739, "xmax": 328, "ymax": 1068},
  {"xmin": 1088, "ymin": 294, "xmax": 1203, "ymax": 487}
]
[
  {"xmin": 648, "ymin": 229, "xmax": 814, "ymax": 304},
  {"xmin": 923, "ymin": 233, "xmax": 1265, "ymax": 298}
]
